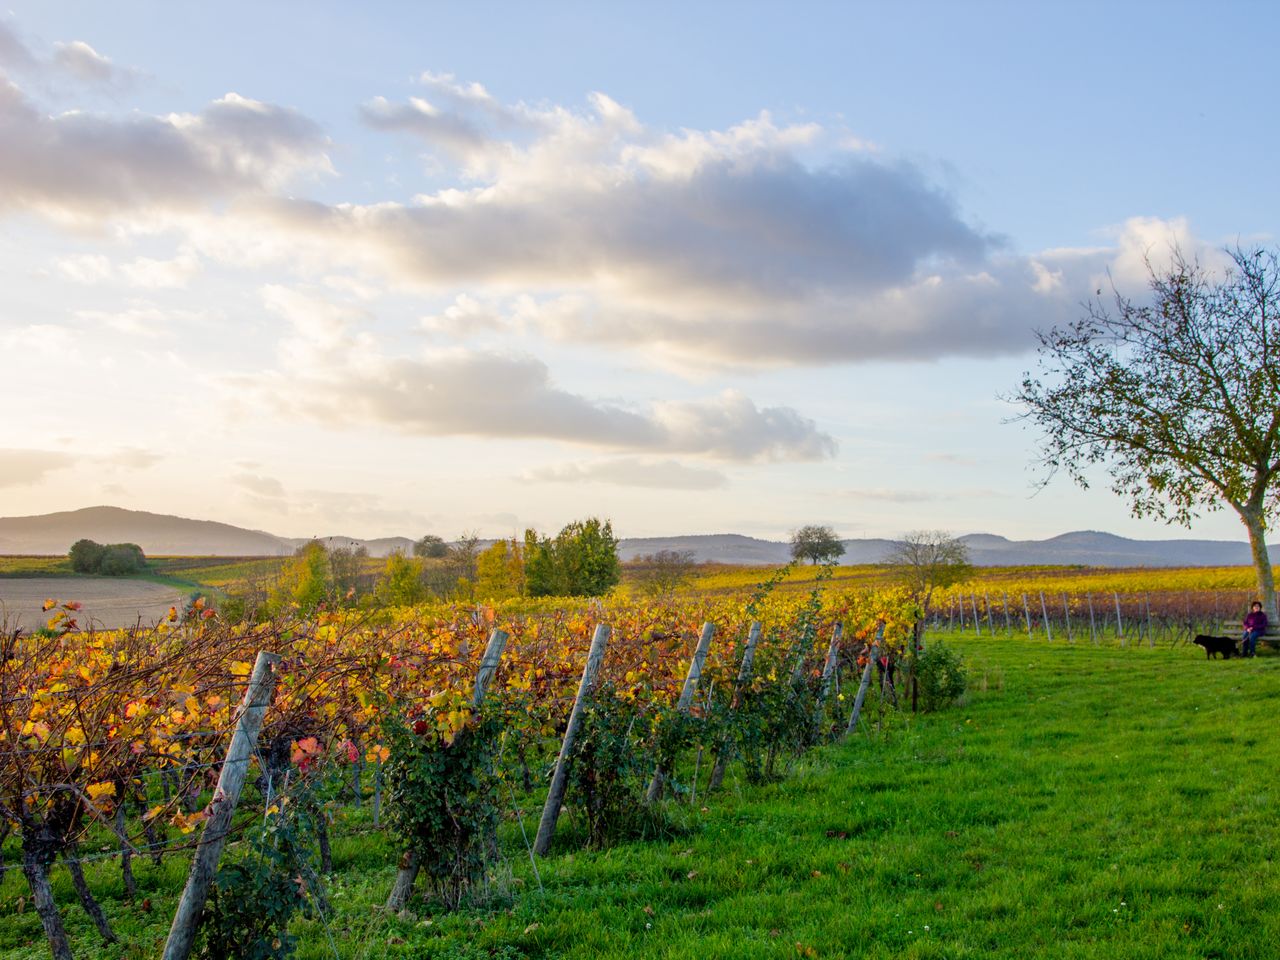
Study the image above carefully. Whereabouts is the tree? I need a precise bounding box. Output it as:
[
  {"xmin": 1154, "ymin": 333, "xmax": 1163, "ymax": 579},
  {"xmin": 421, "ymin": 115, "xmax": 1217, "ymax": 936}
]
[
  {"xmin": 446, "ymin": 532, "xmax": 481, "ymax": 581},
  {"xmin": 475, "ymin": 538, "xmax": 524, "ymax": 599},
  {"xmin": 886, "ymin": 531, "xmax": 972, "ymax": 612},
  {"xmin": 524, "ymin": 518, "xmax": 621, "ymax": 597},
  {"xmin": 629, "ymin": 549, "xmax": 697, "ymax": 598},
  {"xmin": 268, "ymin": 540, "xmax": 330, "ymax": 614},
  {"xmin": 68, "ymin": 539, "xmax": 106, "ymax": 573},
  {"xmin": 97, "ymin": 543, "xmax": 146, "ymax": 576},
  {"xmin": 789, "ymin": 525, "xmax": 844, "ymax": 565},
  {"xmin": 1016, "ymin": 246, "xmax": 1280, "ymax": 618},
  {"xmin": 413, "ymin": 534, "xmax": 448, "ymax": 559},
  {"xmin": 328, "ymin": 545, "xmax": 368, "ymax": 603},
  {"xmin": 374, "ymin": 552, "xmax": 426, "ymax": 606}
]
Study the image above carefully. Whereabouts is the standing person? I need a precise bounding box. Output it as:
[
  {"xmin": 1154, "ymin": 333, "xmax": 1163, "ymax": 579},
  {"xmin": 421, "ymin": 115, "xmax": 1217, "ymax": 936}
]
[{"xmin": 1242, "ymin": 601, "xmax": 1269, "ymax": 658}]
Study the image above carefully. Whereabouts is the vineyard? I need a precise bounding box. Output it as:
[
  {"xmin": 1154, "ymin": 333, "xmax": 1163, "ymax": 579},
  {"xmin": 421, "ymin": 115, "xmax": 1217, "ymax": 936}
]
[
  {"xmin": 0, "ymin": 575, "xmax": 923, "ymax": 960},
  {"xmin": 2, "ymin": 558, "xmax": 1274, "ymax": 959}
]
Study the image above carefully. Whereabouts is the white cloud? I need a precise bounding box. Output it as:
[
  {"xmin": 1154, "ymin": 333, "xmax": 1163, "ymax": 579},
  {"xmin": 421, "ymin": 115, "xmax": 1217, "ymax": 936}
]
[
  {"xmin": 523, "ymin": 458, "xmax": 728, "ymax": 490},
  {"xmin": 119, "ymin": 249, "xmax": 201, "ymax": 288},
  {"xmin": 233, "ymin": 473, "xmax": 286, "ymax": 498},
  {"xmin": 51, "ymin": 40, "xmax": 140, "ymax": 89},
  {"xmin": 104, "ymin": 448, "xmax": 162, "ymax": 470},
  {"xmin": 252, "ymin": 286, "xmax": 835, "ymax": 461},
  {"xmin": 0, "ymin": 448, "xmax": 76, "ymax": 487},
  {"xmin": 0, "ymin": 79, "xmax": 331, "ymax": 223},
  {"xmin": 55, "ymin": 252, "xmax": 113, "ymax": 283},
  {"xmin": 74, "ymin": 302, "xmax": 211, "ymax": 336},
  {"xmin": 419, "ymin": 293, "xmax": 507, "ymax": 335},
  {"xmin": 0, "ymin": 21, "xmax": 38, "ymax": 74}
]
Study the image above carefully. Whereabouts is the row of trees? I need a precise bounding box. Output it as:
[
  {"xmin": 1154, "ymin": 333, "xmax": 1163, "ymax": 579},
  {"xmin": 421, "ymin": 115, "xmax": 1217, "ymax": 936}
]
[{"xmin": 244, "ymin": 519, "xmax": 628, "ymax": 616}]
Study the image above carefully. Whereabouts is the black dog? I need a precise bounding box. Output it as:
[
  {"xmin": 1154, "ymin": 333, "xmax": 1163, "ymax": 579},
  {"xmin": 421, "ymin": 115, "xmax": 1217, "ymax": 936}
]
[{"xmin": 1193, "ymin": 634, "xmax": 1240, "ymax": 659}]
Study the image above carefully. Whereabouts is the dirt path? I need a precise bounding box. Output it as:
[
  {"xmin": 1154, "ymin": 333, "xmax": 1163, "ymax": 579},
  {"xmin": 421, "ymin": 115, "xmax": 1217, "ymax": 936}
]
[{"xmin": 0, "ymin": 577, "xmax": 188, "ymax": 631}]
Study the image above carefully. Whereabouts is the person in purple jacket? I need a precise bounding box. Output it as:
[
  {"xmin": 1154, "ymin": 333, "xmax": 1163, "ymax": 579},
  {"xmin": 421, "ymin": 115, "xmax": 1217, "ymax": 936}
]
[{"xmin": 1242, "ymin": 601, "xmax": 1269, "ymax": 658}]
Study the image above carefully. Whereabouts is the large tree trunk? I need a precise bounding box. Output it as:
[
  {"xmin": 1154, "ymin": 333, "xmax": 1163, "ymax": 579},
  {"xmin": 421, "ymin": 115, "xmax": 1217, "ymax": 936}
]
[{"xmin": 1240, "ymin": 505, "xmax": 1278, "ymax": 621}]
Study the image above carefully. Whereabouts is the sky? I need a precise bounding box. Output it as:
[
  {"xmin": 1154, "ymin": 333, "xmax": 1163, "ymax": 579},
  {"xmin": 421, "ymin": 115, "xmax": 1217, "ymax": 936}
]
[{"xmin": 2, "ymin": 1, "xmax": 1276, "ymax": 543}]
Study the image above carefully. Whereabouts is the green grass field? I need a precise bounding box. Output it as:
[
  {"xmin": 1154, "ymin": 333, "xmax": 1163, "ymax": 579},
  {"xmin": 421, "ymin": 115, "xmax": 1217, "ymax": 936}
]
[{"xmin": 2, "ymin": 633, "xmax": 1276, "ymax": 959}]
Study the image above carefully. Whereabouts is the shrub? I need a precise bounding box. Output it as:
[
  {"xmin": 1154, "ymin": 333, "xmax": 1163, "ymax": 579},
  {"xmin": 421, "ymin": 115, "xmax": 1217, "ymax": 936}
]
[
  {"xmin": 914, "ymin": 641, "xmax": 967, "ymax": 712},
  {"xmin": 384, "ymin": 696, "xmax": 500, "ymax": 908},
  {"xmin": 196, "ymin": 804, "xmax": 319, "ymax": 960},
  {"xmin": 67, "ymin": 539, "xmax": 146, "ymax": 575},
  {"xmin": 68, "ymin": 538, "xmax": 106, "ymax": 573},
  {"xmin": 97, "ymin": 543, "xmax": 146, "ymax": 575}
]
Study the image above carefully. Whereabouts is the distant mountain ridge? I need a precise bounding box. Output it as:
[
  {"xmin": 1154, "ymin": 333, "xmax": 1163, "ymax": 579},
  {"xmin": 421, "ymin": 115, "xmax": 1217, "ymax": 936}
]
[{"xmin": 0, "ymin": 506, "xmax": 1274, "ymax": 567}]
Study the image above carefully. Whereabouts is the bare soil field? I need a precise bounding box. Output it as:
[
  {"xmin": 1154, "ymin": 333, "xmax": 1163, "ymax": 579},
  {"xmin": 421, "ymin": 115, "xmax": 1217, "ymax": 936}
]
[{"xmin": 0, "ymin": 577, "xmax": 186, "ymax": 631}]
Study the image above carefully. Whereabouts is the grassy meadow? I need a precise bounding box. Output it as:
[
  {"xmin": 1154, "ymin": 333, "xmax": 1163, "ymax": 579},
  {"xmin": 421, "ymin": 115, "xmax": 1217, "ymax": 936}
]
[{"xmin": 2, "ymin": 632, "xmax": 1276, "ymax": 959}]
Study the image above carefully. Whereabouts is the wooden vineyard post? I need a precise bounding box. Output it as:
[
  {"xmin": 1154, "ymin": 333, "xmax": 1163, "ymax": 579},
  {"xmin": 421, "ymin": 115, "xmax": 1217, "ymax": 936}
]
[
  {"xmin": 646, "ymin": 622, "xmax": 716, "ymax": 803},
  {"xmin": 970, "ymin": 594, "xmax": 980, "ymax": 634},
  {"xmin": 844, "ymin": 621, "xmax": 885, "ymax": 736},
  {"xmin": 708, "ymin": 621, "xmax": 762, "ymax": 792},
  {"xmin": 386, "ymin": 627, "xmax": 508, "ymax": 912},
  {"xmin": 533, "ymin": 623, "xmax": 611, "ymax": 856},
  {"xmin": 983, "ymin": 592, "xmax": 994, "ymax": 636},
  {"xmin": 811, "ymin": 622, "xmax": 843, "ymax": 738},
  {"xmin": 1062, "ymin": 594, "xmax": 1073, "ymax": 643},
  {"xmin": 948, "ymin": 597, "xmax": 955, "ymax": 632},
  {"xmin": 958, "ymin": 596, "xmax": 965, "ymax": 631},
  {"xmin": 1145, "ymin": 594, "xmax": 1154, "ymax": 647},
  {"xmin": 1087, "ymin": 593, "xmax": 1098, "ymax": 645},
  {"xmin": 1002, "ymin": 592, "xmax": 1012, "ymax": 637},
  {"xmin": 163, "ymin": 651, "xmax": 281, "ymax": 960},
  {"xmin": 472, "ymin": 628, "xmax": 510, "ymax": 707},
  {"xmin": 1039, "ymin": 592, "xmax": 1052, "ymax": 642},
  {"xmin": 1114, "ymin": 593, "xmax": 1125, "ymax": 646},
  {"xmin": 1022, "ymin": 593, "xmax": 1032, "ymax": 640}
]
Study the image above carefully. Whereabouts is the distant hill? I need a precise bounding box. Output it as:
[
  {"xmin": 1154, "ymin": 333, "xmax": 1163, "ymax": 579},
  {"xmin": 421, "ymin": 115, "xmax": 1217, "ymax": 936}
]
[
  {"xmin": 0, "ymin": 506, "xmax": 1274, "ymax": 567},
  {"xmin": 626, "ymin": 530, "xmax": 1275, "ymax": 567},
  {"xmin": 0, "ymin": 506, "xmax": 288, "ymax": 556},
  {"xmin": 618, "ymin": 534, "xmax": 793, "ymax": 564}
]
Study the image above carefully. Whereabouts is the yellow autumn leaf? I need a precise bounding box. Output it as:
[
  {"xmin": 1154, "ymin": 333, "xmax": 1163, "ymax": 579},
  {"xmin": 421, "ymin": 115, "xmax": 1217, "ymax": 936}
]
[{"xmin": 86, "ymin": 781, "xmax": 115, "ymax": 802}]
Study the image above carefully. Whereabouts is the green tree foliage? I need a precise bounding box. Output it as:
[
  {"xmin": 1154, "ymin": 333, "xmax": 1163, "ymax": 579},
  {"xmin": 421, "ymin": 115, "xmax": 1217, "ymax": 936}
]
[
  {"xmin": 67, "ymin": 539, "xmax": 145, "ymax": 575},
  {"xmin": 68, "ymin": 538, "xmax": 105, "ymax": 573},
  {"xmin": 375, "ymin": 552, "xmax": 426, "ymax": 606},
  {"xmin": 913, "ymin": 641, "xmax": 967, "ymax": 712},
  {"xmin": 789, "ymin": 525, "xmax": 844, "ymax": 565},
  {"xmin": 413, "ymin": 534, "xmax": 448, "ymax": 559},
  {"xmin": 268, "ymin": 541, "xmax": 331, "ymax": 615},
  {"xmin": 474, "ymin": 538, "xmax": 524, "ymax": 599},
  {"xmin": 98, "ymin": 543, "xmax": 146, "ymax": 575},
  {"xmin": 524, "ymin": 518, "xmax": 621, "ymax": 597}
]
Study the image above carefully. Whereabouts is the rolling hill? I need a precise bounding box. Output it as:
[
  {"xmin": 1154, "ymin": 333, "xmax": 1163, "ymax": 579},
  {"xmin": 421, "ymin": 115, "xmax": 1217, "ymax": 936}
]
[{"xmin": 0, "ymin": 506, "xmax": 1273, "ymax": 566}]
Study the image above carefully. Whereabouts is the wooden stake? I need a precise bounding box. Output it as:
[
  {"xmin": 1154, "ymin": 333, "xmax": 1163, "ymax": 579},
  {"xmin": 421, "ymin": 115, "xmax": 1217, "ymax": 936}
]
[
  {"xmin": 163, "ymin": 651, "xmax": 281, "ymax": 960},
  {"xmin": 1039, "ymin": 592, "xmax": 1052, "ymax": 642},
  {"xmin": 708, "ymin": 621, "xmax": 762, "ymax": 792},
  {"xmin": 533, "ymin": 623, "xmax": 610, "ymax": 856},
  {"xmin": 845, "ymin": 621, "xmax": 885, "ymax": 736},
  {"xmin": 810, "ymin": 622, "xmax": 843, "ymax": 739},
  {"xmin": 646, "ymin": 622, "xmax": 715, "ymax": 802}
]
